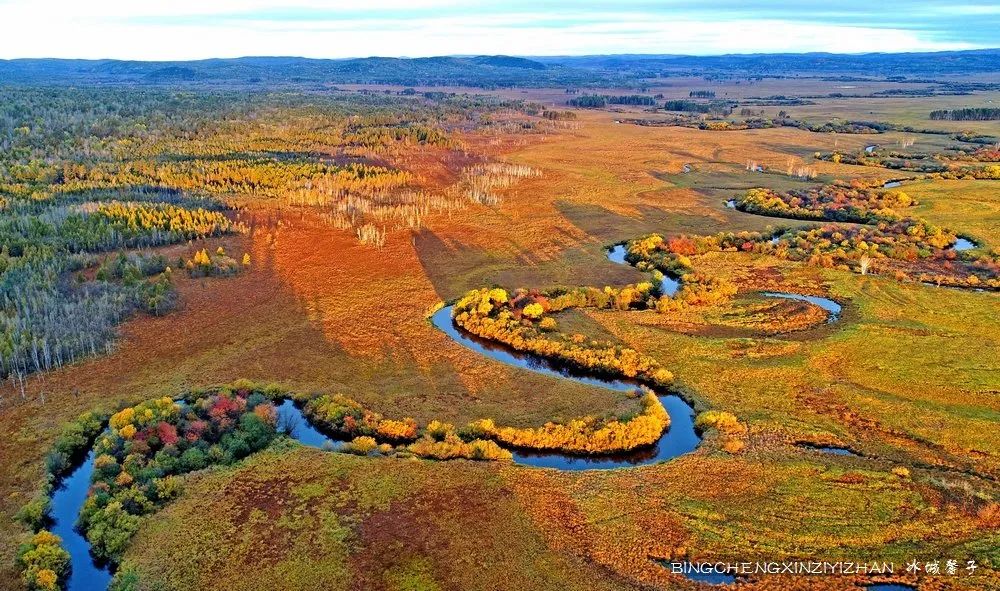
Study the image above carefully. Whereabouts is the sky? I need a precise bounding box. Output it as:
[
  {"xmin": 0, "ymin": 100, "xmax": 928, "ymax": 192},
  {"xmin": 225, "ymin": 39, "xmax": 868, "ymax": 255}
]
[{"xmin": 0, "ymin": 0, "xmax": 998, "ymax": 61}]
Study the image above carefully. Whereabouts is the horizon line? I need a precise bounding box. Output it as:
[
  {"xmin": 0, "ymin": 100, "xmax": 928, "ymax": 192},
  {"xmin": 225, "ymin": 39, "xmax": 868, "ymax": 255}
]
[{"xmin": 3, "ymin": 47, "xmax": 999, "ymax": 64}]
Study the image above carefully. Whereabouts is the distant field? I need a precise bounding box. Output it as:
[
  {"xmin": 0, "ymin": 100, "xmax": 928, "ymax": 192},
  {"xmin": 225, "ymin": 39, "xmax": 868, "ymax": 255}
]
[{"xmin": 784, "ymin": 92, "xmax": 1000, "ymax": 133}]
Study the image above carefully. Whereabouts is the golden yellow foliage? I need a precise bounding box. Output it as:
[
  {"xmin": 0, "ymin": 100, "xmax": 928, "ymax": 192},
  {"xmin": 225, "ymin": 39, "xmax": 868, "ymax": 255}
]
[
  {"xmin": 109, "ymin": 407, "xmax": 135, "ymax": 430},
  {"xmin": 473, "ymin": 393, "xmax": 669, "ymax": 454},
  {"xmin": 453, "ymin": 287, "xmax": 674, "ymax": 389},
  {"xmin": 34, "ymin": 569, "xmax": 57, "ymax": 591},
  {"xmin": 407, "ymin": 434, "xmax": 512, "ymax": 461},
  {"xmin": 522, "ymin": 303, "xmax": 544, "ymax": 319},
  {"xmin": 695, "ymin": 410, "xmax": 747, "ymax": 454},
  {"xmin": 375, "ymin": 418, "xmax": 419, "ymax": 441},
  {"xmin": 344, "ymin": 436, "xmax": 378, "ymax": 455}
]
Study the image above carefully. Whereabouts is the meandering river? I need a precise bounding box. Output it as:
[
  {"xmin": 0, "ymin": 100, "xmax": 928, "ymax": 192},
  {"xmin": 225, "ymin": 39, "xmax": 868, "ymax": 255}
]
[
  {"xmin": 607, "ymin": 245, "xmax": 841, "ymax": 320},
  {"xmin": 50, "ymin": 196, "xmax": 855, "ymax": 590},
  {"xmin": 430, "ymin": 306, "xmax": 700, "ymax": 470},
  {"xmin": 49, "ymin": 451, "xmax": 112, "ymax": 591}
]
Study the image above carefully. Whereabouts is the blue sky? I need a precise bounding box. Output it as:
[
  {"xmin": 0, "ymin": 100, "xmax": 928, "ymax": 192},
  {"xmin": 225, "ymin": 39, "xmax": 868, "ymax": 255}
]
[{"xmin": 0, "ymin": 0, "xmax": 997, "ymax": 60}]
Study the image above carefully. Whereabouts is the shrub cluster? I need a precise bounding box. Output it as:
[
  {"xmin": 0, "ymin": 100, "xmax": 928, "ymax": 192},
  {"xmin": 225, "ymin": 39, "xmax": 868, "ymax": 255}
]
[
  {"xmin": 96, "ymin": 252, "xmax": 176, "ymax": 315},
  {"xmin": 816, "ymin": 147, "xmax": 1000, "ymax": 178},
  {"xmin": 471, "ymin": 391, "xmax": 670, "ymax": 454},
  {"xmin": 43, "ymin": 410, "xmax": 108, "ymax": 480},
  {"xmin": 16, "ymin": 530, "xmax": 69, "ymax": 591},
  {"xmin": 627, "ymin": 222, "xmax": 997, "ymax": 290},
  {"xmin": 78, "ymin": 392, "xmax": 279, "ymax": 562},
  {"xmin": 303, "ymin": 394, "xmax": 419, "ymax": 442},
  {"xmin": 735, "ymin": 184, "xmax": 916, "ymax": 224},
  {"xmin": 183, "ymin": 246, "xmax": 246, "ymax": 278},
  {"xmin": 406, "ymin": 433, "xmax": 512, "ymax": 461},
  {"xmin": 624, "ymin": 235, "xmax": 740, "ymax": 310},
  {"xmin": 695, "ymin": 410, "xmax": 748, "ymax": 454},
  {"xmin": 303, "ymin": 394, "xmax": 514, "ymax": 460},
  {"xmin": 659, "ymin": 182, "xmax": 1000, "ymax": 290},
  {"xmin": 628, "ymin": 116, "xmax": 902, "ymax": 134},
  {"xmin": 307, "ymin": 388, "xmax": 669, "ymax": 458},
  {"xmin": 452, "ymin": 288, "xmax": 674, "ymax": 387}
]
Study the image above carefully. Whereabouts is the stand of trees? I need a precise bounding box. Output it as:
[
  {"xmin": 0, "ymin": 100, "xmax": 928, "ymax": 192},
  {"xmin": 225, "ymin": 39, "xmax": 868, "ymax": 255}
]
[
  {"xmin": 0, "ymin": 86, "xmax": 534, "ymax": 384},
  {"xmin": 662, "ymin": 100, "xmax": 733, "ymax": 115},
  {"xmin": 568, "ymin": 95, "xmax": 656, "ymax": 108},
  {"xmin": 79, "ymin": 393, "xmax": 279, "ymax": 561},
  {"xmin": 930, "ymin": 108, "xmax": 1000, "ymax": 121},
  {"xmin": 1, "ymin": 86, "xmax": 530, "ymax": 246},
  {"xmin": 452, "ymin": 287, "xmax": 674, "ymax": 387},
  {"xmin": 0, "ymin": 195, "xmax": 238, "ymax": 387}
]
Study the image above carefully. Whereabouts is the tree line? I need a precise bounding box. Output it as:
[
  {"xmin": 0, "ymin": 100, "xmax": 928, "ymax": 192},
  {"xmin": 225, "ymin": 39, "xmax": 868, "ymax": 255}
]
[
  {"xmin": 568, "ymin": 95, "xmax": 657, "ymax": 108},
  {"xmin": 930, "ymin": 108, "xmax": 1000, "ymax": 121}
]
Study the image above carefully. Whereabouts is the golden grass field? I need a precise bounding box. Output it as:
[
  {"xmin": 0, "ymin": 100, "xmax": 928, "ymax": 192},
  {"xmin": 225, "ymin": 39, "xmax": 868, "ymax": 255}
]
[{"xmin": 2, "ymin": 89, "xmax": 999, "ymax": 590}]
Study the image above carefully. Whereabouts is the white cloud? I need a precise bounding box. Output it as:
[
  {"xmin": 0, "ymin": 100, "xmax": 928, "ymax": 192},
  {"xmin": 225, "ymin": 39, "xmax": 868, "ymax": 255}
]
[{"xmin": 0, "ymin": 2, "xmax": 980, "ymax": 60}]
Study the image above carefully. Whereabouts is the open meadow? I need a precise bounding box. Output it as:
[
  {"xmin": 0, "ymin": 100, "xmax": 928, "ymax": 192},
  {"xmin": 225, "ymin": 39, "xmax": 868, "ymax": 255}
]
[{"xmin": 1, "ymin": 60, "xmax": 998, "ymax": 591}]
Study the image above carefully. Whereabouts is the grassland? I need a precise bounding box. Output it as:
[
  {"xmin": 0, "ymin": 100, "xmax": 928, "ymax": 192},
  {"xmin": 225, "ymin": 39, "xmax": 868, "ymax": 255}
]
[
  {"xmin": 784, "ymin": 92, "xmax": 1000, "ymax": 134},
  {"xmin": 2, "ymin": 81, "xmax": 998, "ymax": 590},
  {"xmin": 906, "ymin": 179, "xmax": 1000, "ymax": 247},
  {"xmin": 112, "ymin": 441, "xmax": 999, "ymax": 591},
  {"xmin": 116, "ymin": 444, "xmax": 632, "ymax": 591}
]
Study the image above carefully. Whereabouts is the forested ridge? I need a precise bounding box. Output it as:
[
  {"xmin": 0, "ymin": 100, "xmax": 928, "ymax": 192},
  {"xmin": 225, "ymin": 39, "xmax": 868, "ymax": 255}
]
[{"xmin": 2, "ymin": 49, "xmax": 999, "ymax": 89}]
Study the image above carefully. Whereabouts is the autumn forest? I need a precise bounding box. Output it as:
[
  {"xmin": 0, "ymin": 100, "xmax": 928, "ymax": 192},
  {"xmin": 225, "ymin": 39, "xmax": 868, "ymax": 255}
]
[{"xmin": 1, "ymin": 50, "xmax": 999, "ymax": 591}]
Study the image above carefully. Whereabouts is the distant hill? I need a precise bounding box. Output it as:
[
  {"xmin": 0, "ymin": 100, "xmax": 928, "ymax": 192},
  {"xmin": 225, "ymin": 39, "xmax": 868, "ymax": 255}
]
[
  {"xmin": 469, "ymin": 55, "xmax": 547, "ymax": 70},
  {"xmin": 0, "ymin": 50, "xmax": 997, "ymax": 88},
  {"xmin": 537, "ymin": 49, "xmax": 1000, "ymax": 77},
  {"xmin": 0, "ymin": 55, "xmax": 573, "ymax": 88}
]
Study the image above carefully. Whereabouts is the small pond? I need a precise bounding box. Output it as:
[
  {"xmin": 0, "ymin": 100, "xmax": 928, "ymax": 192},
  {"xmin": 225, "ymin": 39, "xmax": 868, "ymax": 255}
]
[
  {"xmin": 953, "ymin": 237, "xmax": 975, "ymax": 251},
  {"xmin": 761, "ymin": 292, "xmax": 842, "ymax": 323},
  {"xmin": 798, "ymin": 443, "xmax": 859, "ymax": 457}
]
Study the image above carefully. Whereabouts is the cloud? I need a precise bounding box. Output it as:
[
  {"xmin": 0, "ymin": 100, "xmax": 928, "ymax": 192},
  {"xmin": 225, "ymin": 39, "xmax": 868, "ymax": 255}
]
[{"xmin": 0, "ymin": 0, "xmax": 992, "ymax": 59}]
